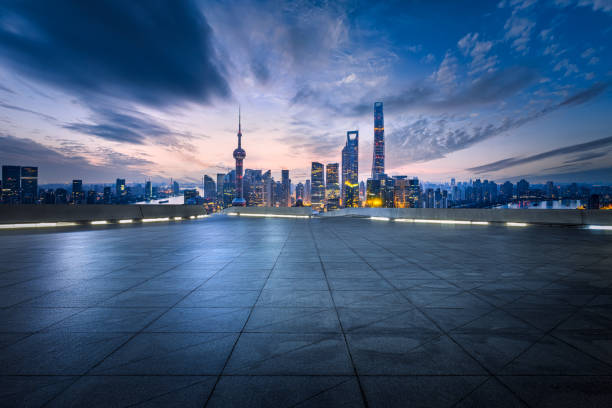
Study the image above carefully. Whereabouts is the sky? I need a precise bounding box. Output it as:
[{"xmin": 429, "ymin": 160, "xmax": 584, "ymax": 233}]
[{"xmin": 0, "ymin": 0, "xmax": 611, "ymax": 185}]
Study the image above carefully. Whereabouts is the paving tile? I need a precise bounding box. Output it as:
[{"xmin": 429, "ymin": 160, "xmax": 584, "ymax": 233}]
[
  {"xmin": 224, "ymin": 333, "xmax": 353, "ymax": 375},
  {"xmin": 146, "ymin": 307, "xmax": 250, "ymax": 332},
  {"xmin": 245, "ymin": 307, "xmax": 341, "ymax": 333},
  {"xmin": 208, "ymin": 376, "xmax": 364, "ymax": 408},
  {"xmin": 0, "ymin": 376, "xmax": 76, "ymax": 407}
]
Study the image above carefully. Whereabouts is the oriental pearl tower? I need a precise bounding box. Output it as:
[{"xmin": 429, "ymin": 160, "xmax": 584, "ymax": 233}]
[{"xmin": 231, "ymin": 108, "xmax": 247, "ymax": 207}]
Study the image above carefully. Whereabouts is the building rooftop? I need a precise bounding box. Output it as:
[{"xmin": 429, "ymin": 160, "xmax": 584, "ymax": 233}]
[{"xmin": 0, "ymin": 216, "xmax": 611, "ymax": 407}]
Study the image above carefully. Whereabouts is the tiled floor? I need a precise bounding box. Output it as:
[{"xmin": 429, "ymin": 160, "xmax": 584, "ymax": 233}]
[{"xmin": 0, "ymin": 216, "xmax": 611, "ymax": 407}]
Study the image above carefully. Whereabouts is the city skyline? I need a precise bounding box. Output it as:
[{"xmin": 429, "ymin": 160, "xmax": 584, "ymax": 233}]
[{"xmin": 1, "ymin": 1, "xmax": 612, "ymax": 185}]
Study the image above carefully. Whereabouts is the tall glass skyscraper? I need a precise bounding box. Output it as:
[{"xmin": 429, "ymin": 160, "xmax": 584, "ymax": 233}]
[
  {"xmin": 342, "ymin": 131, "xmax": 359, "ymax": 207},
  {"xmin": 326, "ymin": 163, "xmax": 340, "ymax": 211},
  {"xmin": 311, "ymin": 162, "xmax": 325, "ymax": 212},
  {"xmin": 371, "ymin": 102, "xmax": 384, "ymax": 179}
]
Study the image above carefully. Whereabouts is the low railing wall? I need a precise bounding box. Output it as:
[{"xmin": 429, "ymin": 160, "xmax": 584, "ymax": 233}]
[
  {"xmin": 0, "ymin": 205, "xmax": 207, "ymax": 224},
  {"xmin": 319, "ymin": 207, "xmax": 612, "ymax": 226},
  {"xmin": 223, "ymin": 207, "xmax": 312, "ymax": 217}
]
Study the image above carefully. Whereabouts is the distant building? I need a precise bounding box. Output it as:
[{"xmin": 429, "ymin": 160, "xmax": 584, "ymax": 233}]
[
  {"xmin": 517, "ymin": 179, "xmax": 529, "ymax": 198},
  {"xmin": 72, "ymin": 180, "xmax": 83, "ymax": 204},
  {"xmin": 501, "ymin": 181, "xmax": 513, "ymax": 199},
  {"xmin": 326, "ymin": 163, "xmax": 340, "ymax": 211},
  {"xmin": 145, "ymin": 181, "xmax": 152, "ymax": 200},
  {"xmin": 296, "ymin": 182, "xmax": 304, "ymax": 201},
  {"xmin": 203, "ymin": 175, "xmax": 216, "ymax": 200},
  {"xmin": 55, "ymin": 188, "xmax": 68, "ymax": 204},
  {"xmin": 86, "ymin": 190, "xmax": 97, "ymax": 204},
  {"xmin": 311, "ymin": 162, "xmax": 325, "ymax": 212},
  {"xmin": 116, "ymin": 178, "xmax": 126, "ymax": 203},
  {"xmin": 1, "ymin": 165, "xmax": 20, "ymax": 204},
  {"xmin": 232, "ymin": 109, "xmax": 246, "ymax": 207},
  {"xmin": 304, "ymin": 179, "xmax": 311, "ymax": 205},
  {"xmin": 281, "ymin": 169, "xmax": 290, "ymax": 207},
  {"xmin": 216, "ymin": 173, "xmax": 225, "ymax": 205},
  {"xmin": 20, "ymin": 166, "xmax": 38, "ymax": 204},
  {"xmin": 371, "ymin": 102, "xmax": 385, "ymax": 179},
  {"xmin": 342, "ymin": 130, "xmax": 359, "ymax": 207},
  {"xmin": 184, "ymin": 189, "xmax": 199, "ymax": 204},
  {"xmin": 103, "ymin": 186, "xmax": 112, "ymax": 204},
  {"xmin": 173, "ymin": 180, "xmax": 180, "ymax": 196}
]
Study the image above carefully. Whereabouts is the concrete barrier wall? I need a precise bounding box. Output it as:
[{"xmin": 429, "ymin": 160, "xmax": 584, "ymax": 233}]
[
  {"xmin": 223, "ymin": 207, "xmax": 312, "ymax": 216},
  {"xmin": 319, "ymin": 207, "xmax": 612, "ymax": 226},
  {"xmin": 0, "ymin": 205, "xmax": 207, "ymax": 224}
]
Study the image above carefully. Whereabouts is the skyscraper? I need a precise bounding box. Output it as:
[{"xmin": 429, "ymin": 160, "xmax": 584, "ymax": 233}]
[
  {"xmin": 342, "ymin": 130, "xmax": 359, "ymax": 207},
  {"xmin": 145, "ymin": 181, "xmax": 152, "ymax": 200},
  {"xmin": 173, "ymin": 180, "xmax": 180, "ymax": 196},
  {"xmin": 232, "ymin": 108, "xmax": 246, "ymax": 207},
  {"xmin": 216, "ymin": 173, "xmax": 225, "ymax": 205},
  {"xmin": 305, "ymin": 179, "xmax": 311, "ymax": 205},
  {"xmin": 1, "ymin": 165, "xmax": 20, "ymax": 204},
  {"xmin": 72, "ymin": 179, "xmax": 83, "ymax": 204},
  {"xmin": 371, "ymin": 102, "xmax": 384, "ymax": 179},
  {"xmin": 20, "ymin": 166, "xmax": 38, "ymax": 204},
  {"xmin": 281, "ymin": 169, "xmax": 290, "ymax": 207},
  {"xmin": 311, "ymin": 162, "xmax": 325, "ymax": 212},
  {"xmin": 116, "ymin": 178, "xmax": 126, "ymax": 203},
  {"xmin": 326, "ymin": 163, "xmax": 340, "ymax": 211},
  {"xmin": 296, "ymin": 182, "xmax": 304, "ymax": 201},
  {"xmin": 203, "ymin": 175, "xmax": 216, "ymax": 199}
]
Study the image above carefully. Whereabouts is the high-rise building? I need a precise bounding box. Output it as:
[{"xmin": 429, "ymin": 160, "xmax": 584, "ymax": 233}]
[
  {"xmin": 103, "ymin": 186, "xmax": 112, "ymax": 204},
  {"xmin": 223, "ymin": 171, "xmax": 236, "ymax": 207},
  {"xmin": 408, "ymin": 178, "xmax": 420, "ymax": 207},
  {"xmin": 20, "ymin": 166, "xmax": 38, "ymax": 204},
  {"xmin": 304, "ymin": 179, "xmax": 311, "ymax": 205},
  {"xmin": 326, "ymin": 163, "xmax": 340, "ymax": 211},
  {"xmin": 371, "ymin": 102, "xmax": 384, "ymax": 179},
  {"xmin": 232, "ymin": 108, "xmax": 247, "ymax": 207},
  {"xmin": 173, "ymin": 180, "xmax": 180, "ymax": 196},
  {"xmin": 296, "ymin": 183, "xmax": 304, "ymax": 201},
  {"xmin": 116, "ymin": 178, "xmax": 126, "ymax": 203},
  {"xmin": 145, "ymin": 181, "xmax": 152, "ymax": 200},
  {"xmin": 72, "ymin": 180, "xmax": 83, "ymax": 204},
  {"xmin": 216, "ymin": 173, "xmax": 225, "ymax": 205},
  {"xmin": 1, "ymin": 165, "xmax": 20, "ymax": 204},
  {"xmin": 342, "ymin": 130, "xmax": 359, "ymax": 207},
  {"xmin": 517, "ymin": 179, "xmax": 529, "ymax": 198},
  {"xmin": 55, "ymin": 188, "xmax": 68, "ymax": 204},
  {"xmin": 244, "ymin": 169, "xmax": 264, "ymax": 206},
  {"xmin": 86, "ymin": 190, "xmax": 97, "ymax": 204},
  {"xmin": 501, "ymin": 181, "xmax": 513, "ymax": 199},
  {"xmin": 281, "ymin": 169, "xmax": 290, "ymax": 207},
  {"xmin": 311, "ymin": 162, "xmax": 325, "ymax": 212},
  {"xmin": 203, "ymin": 175, "xmax": 216, "ymax": 199},
  {"xmin": 263, "ymin": 170, "xmax": 273, "ymax": 207},
  {"xmin": 546, "ymin": 181, "xmax": 556, "ymax": 199}
]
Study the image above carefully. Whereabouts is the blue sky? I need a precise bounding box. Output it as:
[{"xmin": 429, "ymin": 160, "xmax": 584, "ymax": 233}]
[{"xmin": 0, "ymin": 0, "xmax": 611, "ymax": 184}]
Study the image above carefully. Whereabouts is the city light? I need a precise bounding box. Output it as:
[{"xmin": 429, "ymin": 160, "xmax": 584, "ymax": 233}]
[
  {"xmin": 230, "ymin": 213, "xmax": 309, "ymax": 219},
  {"xmin": 394, "ymin": 218, "xmax": 489, "ymax": 225},
  {"xmin": 506, "ymin": 222, "xmax": 528, "ymax": 227},
  {"xmin": 588, "ymin": 225, "xmax": 612, "ymax": 230},
  {"xmin": 90, "ymin": 220, "xmax": 108, "ymax": 225},
  {"xmin": 370, "ymin": 216, "xmax": 390, "ymax": 221},
  {"xmin": 118, "ymin": 219, "xmax": 133, "ymax": 224},
  {"xmin": 0, "ymin": 222, "xmax": 77, "ymax": 229},
  {"xmin": 142, "ymin": 217, "xmax": 170, "ymax": 222},
  {"xmin": 173, "ymin": 216, "xmax": 183, "ymax": 220}
]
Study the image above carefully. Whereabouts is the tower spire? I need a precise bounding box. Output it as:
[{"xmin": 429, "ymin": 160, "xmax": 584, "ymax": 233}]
[{"xmin": 237, "ymin": 105, "xmax": 242, "ymax": 148}]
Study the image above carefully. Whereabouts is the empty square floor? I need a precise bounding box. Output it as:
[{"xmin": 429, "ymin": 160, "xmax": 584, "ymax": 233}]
[{"xmin": 0, "ymin": 216, "xmax": 611, "ymax": 407}]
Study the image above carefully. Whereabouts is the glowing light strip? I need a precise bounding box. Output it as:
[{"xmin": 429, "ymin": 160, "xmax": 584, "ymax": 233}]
[
  {"xmin": 370, "ymin": 216, "xmax": 390, "ymax": 221},
  {"xmin": 506, "ymin": 222, "xmax": 528, "ymax": 227},
  {"xmin": 232, "ymin": 213, "xmax": 310, "ymax": 219},
  {"xmin": 196, "ymin": 215, "xmax": 207, "ymax": 218},
  {"xmin": 173, "ymin": 217, "xmax": 183, "ymax": 220},
  {"xmin": 142, "ymin": 217, "xmax": 170, "ymax": 223},
  {"xmin": 118, "ymin": 219, "xmax": 133, "ymax": 224},
  {"xmin": 394, "ymin": 218, "xmax": 489, "ymax": 225},
  {"xmin": 91, "ymin": 220, "xmax": 107, "ymax": 225},
  {"xmin": 588, "ymin": 225, "xmax": 612, "ymax": 230},
  {"xmin": 0, "ymin": 222, "xmax": 77, "ymax": 229}
]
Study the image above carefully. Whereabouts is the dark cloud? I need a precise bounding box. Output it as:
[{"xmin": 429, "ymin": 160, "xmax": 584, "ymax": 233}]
[
  {"xmin": 0, "ymin": 134, "xmax": 152, "ymax": 182},
  {"xmin": 563, "ymin": 150, "xmax": 610, "ymax": 164},
  {"xmin": 349, "ymin": 66, "xmax": 538, "ymax": 116},
  {"xmin": 467, "ymin": 136, "xmax": 612, "ymax": 173},
  {"xmin": 63, "ymin": 107, "xmax": 171, "ymax": 144},
  {"xmin": 0, "ymin": 101, "xmax": 56, "ymax": 121},
  {"xmin": 387, "ymin": 82, "xmax": 609, "ymax": 165},
  {"xmin": 0, "ymin": 0, "xmax": 230, "ymax": 107}
]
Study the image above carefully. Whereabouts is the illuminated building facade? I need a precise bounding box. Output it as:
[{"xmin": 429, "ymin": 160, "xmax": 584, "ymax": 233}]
[
  {"xmin": 281, "ymin": 169, "xmax": 291, "ymax": 207},
  {"xmin": 232, "ymin": 109, "xmax": 247, "ymax": 207},
  {"xmin": 72, "ymin": 179, "xmax": 83, "ymax": 204},
  {"xmin": 20, "ymin": 166, "xmax": 38, "ymax": 204},
  {"xmin": 296, "ymin": 182, "xmax": 304, "ymax": 201},
  {"xmin": 326, "ymin": 163, "xmax": 340, "ymax": 211},
  {"xmin": 116, "ymin": 178, "xmax": 126, "ymax": 203},
  {"xmin": 1, "ymin": 165, "xmax": 20, "ymax": 204},
  {"xmin": 372, "ymin": 102, "xmax": 384, "ymax": 179},
  {"xmin": 311, "ymin": 162, "xmax": 325, "ymax": 212},
  {"xmin": 342, "ymin": 131, "xmax": 359, "ymax": 207},
  {"xmin": 203, "ymin": 175, "xmax": 216, "ymax": 200}
]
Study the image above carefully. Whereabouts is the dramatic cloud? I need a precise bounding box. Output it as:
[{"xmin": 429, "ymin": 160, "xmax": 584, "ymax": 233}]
[
  {"xmin": 0, "ymin": 134, "xmax": 152, "ymax": 181},
  {"xmin": 0, "ymin": 0, "xmax": 230, "ymax": 107},
  {"xmin": 467, "ymin": 136, "xmax": 612, "ymax": 173},
  {"xmin": 387, "ymin": 82, "xmax": 609, "ymax": 164}
]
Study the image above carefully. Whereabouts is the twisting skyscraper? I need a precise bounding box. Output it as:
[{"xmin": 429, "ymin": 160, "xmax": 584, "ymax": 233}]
[
  {"xmin": 232, "ymin": 108, "xmax": 247, "ymax": 207},
  {"xmin": 342, "ymin": 131, "xmax": 359, "ymax": 207},
  {"xmin": 371, "ymin": 102, "xmax": 384, "ymax": 179}
]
